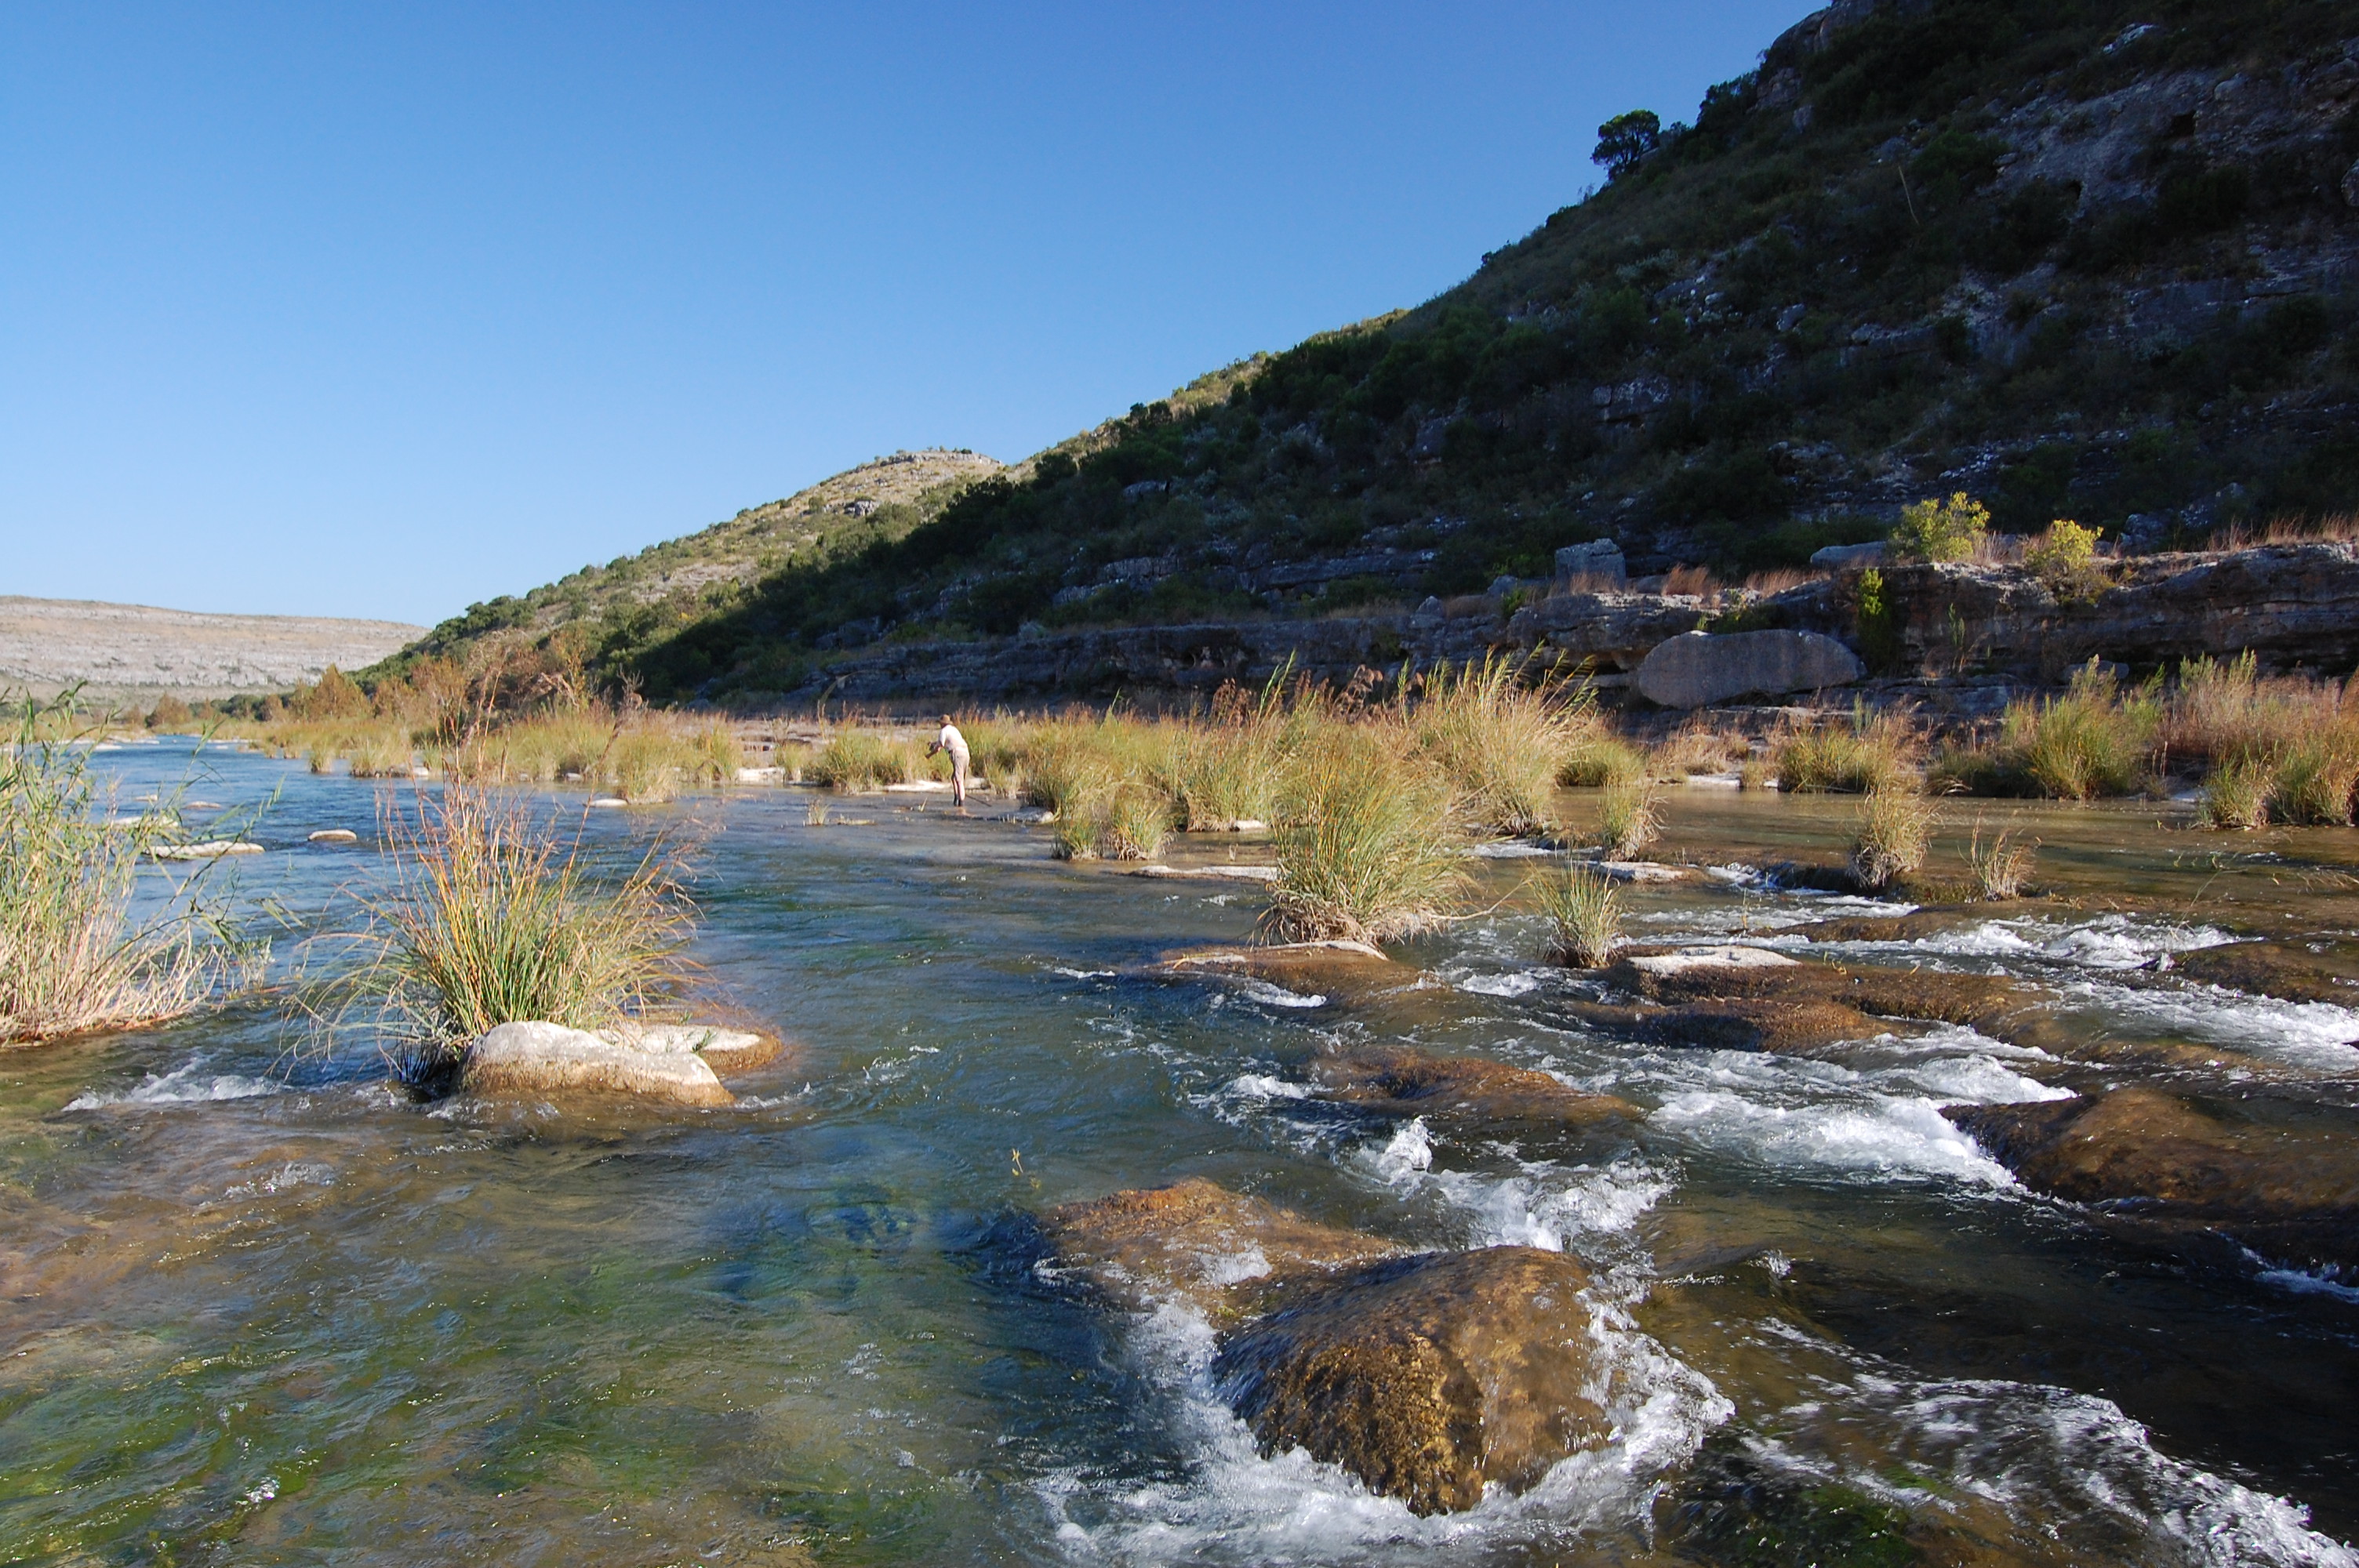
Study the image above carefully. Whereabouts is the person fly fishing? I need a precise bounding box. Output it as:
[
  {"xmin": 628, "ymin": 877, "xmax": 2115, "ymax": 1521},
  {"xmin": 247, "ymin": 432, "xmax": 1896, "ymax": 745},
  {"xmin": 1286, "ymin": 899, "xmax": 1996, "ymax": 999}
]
[{"xmin": 926, "ymin": 714, "xmax": 971, "ymax": 808}]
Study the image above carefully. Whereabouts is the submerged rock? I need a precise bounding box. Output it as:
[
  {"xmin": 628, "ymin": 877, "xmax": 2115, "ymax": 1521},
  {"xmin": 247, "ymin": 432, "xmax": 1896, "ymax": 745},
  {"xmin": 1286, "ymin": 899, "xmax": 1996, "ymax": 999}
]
[
  {"xmin": 459, "ymin": 1020, "xmax": 749, "ymax": 1108},
  {"xmin": 1312, "ymin": 1048, "xmax": 1641, "ymax": 1123},
  {"xmin": 1619, "ymin": 945, "xmax": 1799, "ymax": 978},
  {"xmin": 1565, "ymin": 996, "xmax": 1899, "ymax": 1055},
  {"xmin": 1947, "ymin": 1088, "xmax": 2359, "ymax": 1272},
  {"xmin": 1041, "ymin": 1178, "xmax": 1400, "ymax": 1320},
  {"xmin": 1211, "ymin": 1247, "xmax": 1608, "ymax": 1516},
  {"xmin": 1612, "ymin": 953, "xmax": 2041, "ymax": 1036},
  {"xmin": 2170, "ymin": 942, "xmax": 2359, "ymax": 1007}
]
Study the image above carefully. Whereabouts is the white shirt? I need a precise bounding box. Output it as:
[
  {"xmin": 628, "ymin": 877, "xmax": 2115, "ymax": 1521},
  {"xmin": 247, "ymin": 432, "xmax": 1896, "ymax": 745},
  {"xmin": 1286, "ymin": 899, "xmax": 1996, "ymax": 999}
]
[{"xmin": 936, "ymin": 723, "xmax": 969, "ymax": 764}]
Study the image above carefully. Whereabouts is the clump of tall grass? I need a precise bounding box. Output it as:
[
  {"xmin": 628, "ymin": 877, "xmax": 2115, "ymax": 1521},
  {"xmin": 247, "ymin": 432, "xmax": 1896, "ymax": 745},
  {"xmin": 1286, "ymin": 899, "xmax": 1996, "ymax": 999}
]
[
  {"xmin": 809, "ymin": 731, "xmax": 913, "ymax": 793},
  {"xmin": 1654, "ymin": 720, "xmax": 1751, "ymax": 777},
  {"xmin": 304, "ymin": 787, "xmax": 693, "ymax": 1083},
  {"xmin": 1965, "ymin": 822, "xmax": 2037, "ymax": 901},
  {"xmin": 1265, "ymin": 727, "xmax": 1467, "ymax": 944},
  {"xmin": 1559, "ymin": 735, "xmax": 1649, "ymax": 789},
  {"xmin": 346, "ymin": 729, "xmax": 416, "ymax": 779},
  {"xmin": 2268, "ymin": 732, "xmax": 2359, "ymax": 826},
  {"xmin": 1849, "ymin": 789, "xmax": 1934, "ymax": 892},
  {"xmin": 1597, "ymin": 778, "xmax": 1662, "ymax": 860},
  {"xmin": 2201, "ymin": 758, "xmax": 2274, "ymax": 830},
  {"xmin": 1536, "ymin": 864, "xmax": 1621, "ymax": 968},
  {"xmin": 1105, "ymin": 786, "xmax": 1175, "ymax": 860},
  {"xmin": 0, "ymin": 696, "xmax": 240, "ymax": 1044},
  {"xmin": 1411, "ymin": 655, "xmax": 1596, "ymax": 837},
  {"xmin": 1051, "ymin": 808, "xmax": 1103, "ymax": 861},
  {"xmin": 1980, "ymin": 662, "xmax": 2160, "ymax": 799},
  {"xmin": 1020, "ymin": 724, "xmax": 1120, "ymax": 817},
  {"xmin": 1163, "ymin": 688, "xmax": 1282, "ymax": 829},
  {"xmin": 1773, "ymin": 708, "xmax": 1919, "ymax": 793}
]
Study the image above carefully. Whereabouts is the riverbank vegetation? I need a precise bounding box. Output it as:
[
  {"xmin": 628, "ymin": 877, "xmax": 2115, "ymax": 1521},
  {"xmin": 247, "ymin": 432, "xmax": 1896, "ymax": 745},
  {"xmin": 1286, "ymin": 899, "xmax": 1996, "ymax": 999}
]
[{"xmin": 0, "ymin": 696, "xmax": 243, "ymax": 1044}]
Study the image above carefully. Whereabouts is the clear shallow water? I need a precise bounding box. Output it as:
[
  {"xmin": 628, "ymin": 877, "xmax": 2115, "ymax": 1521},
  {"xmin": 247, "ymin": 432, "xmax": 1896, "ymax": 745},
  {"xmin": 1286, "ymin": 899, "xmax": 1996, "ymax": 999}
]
[{"xmin": 5, "ymin": 757, "xmax": 2359, "ymax": 1565}]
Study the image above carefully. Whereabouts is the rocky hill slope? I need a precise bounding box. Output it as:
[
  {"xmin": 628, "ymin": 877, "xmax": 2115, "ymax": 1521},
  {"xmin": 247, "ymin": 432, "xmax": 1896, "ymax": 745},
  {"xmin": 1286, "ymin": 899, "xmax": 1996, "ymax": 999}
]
[
  {"xmin": 0, "ymin": 597, "xmax": 425, "ymax": 704},
  {"xmin": 394, "ymin": 0, "xmax": 2359, "ymax": 705},
  {"xmin": 380, "ymin": 448, "xmax": 1002, "ymax": 677}
]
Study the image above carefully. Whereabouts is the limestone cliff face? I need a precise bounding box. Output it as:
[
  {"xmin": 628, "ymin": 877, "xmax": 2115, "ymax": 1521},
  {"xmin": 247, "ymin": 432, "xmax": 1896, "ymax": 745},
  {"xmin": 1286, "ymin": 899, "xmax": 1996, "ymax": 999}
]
[{"xmin": 787, "ymin": 542, "xmax": 2359, "ymax": 707}]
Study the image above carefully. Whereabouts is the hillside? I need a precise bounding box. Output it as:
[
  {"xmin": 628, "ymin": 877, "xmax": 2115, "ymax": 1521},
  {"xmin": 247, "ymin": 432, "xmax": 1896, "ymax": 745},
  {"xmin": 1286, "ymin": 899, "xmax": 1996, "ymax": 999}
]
[
  {"xmin": 405, "ymin": 0, "xmax": 2359, "ymax": 704},
  {"xmin": 377, "ymin": 447, "xmax": 1002, "ymax": 677},
  {"xmin": 0, "ymin": 597, "xmax": 424, "ymax": 704}
]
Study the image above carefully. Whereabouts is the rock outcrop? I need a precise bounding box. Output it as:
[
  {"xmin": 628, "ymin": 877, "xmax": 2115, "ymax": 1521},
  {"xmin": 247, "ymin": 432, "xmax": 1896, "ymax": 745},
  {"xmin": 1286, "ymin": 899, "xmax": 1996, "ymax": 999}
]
[
  {"xmin": 458, "ymin": 1020, "xmax": 776, "ymax": 1107},
  {"xmin": 1634, "ymin": 630, "xmax": 1864, "ymax": 709},
  {"xmin": 757, "ymin": 542, "xmax": 2359, "ymax": 706},
  {"xmin": 1947, "ymin": 1088, "xmax": 2359, "ymax": 1272},
  {"xmin": 1210, "ymin": 1247, "xmax": 1608, "ymax": 1516}
]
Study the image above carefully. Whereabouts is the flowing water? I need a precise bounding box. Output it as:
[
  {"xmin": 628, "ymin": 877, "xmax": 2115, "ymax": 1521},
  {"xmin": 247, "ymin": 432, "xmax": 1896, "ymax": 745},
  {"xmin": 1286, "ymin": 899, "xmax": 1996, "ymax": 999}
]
[{"xmin": 6, "ymin": 746, "xmax": 2359, "ymax": 1565}]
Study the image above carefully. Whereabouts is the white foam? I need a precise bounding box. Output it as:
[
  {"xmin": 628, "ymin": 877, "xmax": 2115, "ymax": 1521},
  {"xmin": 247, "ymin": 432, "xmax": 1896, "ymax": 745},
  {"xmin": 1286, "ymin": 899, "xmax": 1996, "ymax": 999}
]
[
  {"xmin": 65, "ymin": 1059, "xmax": 284, "ymax": 1109},
  {"xmin": 1235, "ymin": 979, "xmax": 1328, "ymax": 1010},
  {"xmin": 1651, "ymin": 1082, "xmax": 2018, "ymax": 1186},
  {"xmin": 2068, "ymin": 980, "xmax": 2359, "ymax": 1069},
  {"xmin": 2254, "ymin": 1264, "xmax": 2359, "ymax": 1305},
  {"xmin": 1784, "ymin": 1374, "xmax": 2359, "ymax": 1567},
  {"xmin": 1223, "ymin": 1073, "xmax": 1314, "ymax": 1102},
  {"xmin": 1470, "ymin": 840, "xmax": 1559, "ymax": 858},
  {"xmin": 1458, "ymin": 970, "xmax": 1543, "ymax": 997},
  {"xmin": 1899, "ymin": 914, "xmax": 2234, "ymax": 969}
]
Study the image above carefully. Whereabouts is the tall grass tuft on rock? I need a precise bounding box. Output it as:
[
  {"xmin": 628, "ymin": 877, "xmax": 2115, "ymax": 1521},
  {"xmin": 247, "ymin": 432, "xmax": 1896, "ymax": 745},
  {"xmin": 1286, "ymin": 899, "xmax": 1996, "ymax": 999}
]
[
  {"xmin": 1536, "ymin": 864, "xmax": 1621, "ymax": 968},
  {"xmin": 1597, "ymin": 778, "xmax": 1662, "ymax": 860},
  {"xmin": 1266, "ymin": 727, "xmax": 1466, "ymax": 944},
  {"xmin": 307, "ymin": 787, "xmax": 693, "ymax": 1083},
  {"xmin": 1412, "ymin": 654, "xmax": 1594, "ymax": 837},
  {"xmin": 1849, "ymin": 788, "xmax": 1933, "ymax": 892},
  {"xmin": 0, "ymin": 696, "xmax": 240, "ymax": 1044}
]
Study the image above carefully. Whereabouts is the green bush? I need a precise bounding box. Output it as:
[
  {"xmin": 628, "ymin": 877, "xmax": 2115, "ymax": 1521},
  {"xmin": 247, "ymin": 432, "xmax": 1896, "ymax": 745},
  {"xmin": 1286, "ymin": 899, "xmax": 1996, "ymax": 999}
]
[{"xmin": 1887, "ymin": 492, "xmax": 1990, "ymax": 564}]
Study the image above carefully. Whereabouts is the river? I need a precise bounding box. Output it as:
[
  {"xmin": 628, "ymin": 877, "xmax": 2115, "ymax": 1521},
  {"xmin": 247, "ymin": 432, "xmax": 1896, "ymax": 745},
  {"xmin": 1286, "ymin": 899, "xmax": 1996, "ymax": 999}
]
[{"xmin": 4, "ymin": 745, "xmax": 2356, "ymax": 1566}]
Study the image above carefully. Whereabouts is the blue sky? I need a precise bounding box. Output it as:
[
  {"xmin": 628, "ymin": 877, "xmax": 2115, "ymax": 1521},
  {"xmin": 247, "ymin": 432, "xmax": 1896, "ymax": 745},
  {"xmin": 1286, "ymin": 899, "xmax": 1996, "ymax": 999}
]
[{"xmin": 2, "ymin": 2, "xmax": 1814, "ymax": 625}]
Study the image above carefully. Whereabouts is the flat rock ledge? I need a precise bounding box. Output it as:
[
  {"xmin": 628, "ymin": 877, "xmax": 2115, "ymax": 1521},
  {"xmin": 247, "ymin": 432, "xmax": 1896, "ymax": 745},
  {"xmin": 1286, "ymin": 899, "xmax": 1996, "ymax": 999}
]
[{"xmin": 458, "ymin": 1020, "xmax": 777, "ymax": 1107}]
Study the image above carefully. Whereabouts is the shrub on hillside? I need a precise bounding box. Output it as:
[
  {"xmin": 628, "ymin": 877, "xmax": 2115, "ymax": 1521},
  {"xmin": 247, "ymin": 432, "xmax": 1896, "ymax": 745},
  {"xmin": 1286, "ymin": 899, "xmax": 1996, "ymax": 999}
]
[{"xmin": 1888, "ymin": 493, "xmax": 1990, "ymax": 564}]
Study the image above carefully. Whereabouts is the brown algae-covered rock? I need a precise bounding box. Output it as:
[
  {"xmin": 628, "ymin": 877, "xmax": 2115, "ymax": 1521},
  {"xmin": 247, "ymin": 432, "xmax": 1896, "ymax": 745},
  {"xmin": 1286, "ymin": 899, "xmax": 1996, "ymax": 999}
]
[
  {"xmin": 2170, "ymin": 942, "xmax": 2359, "ymax": 1007},
  {"xmin": 1563, "ymin": 996, "xmax": 1902, "ymax": 1055},
  {"xmin": 460, "ymin": 1021, "xmax": 736, "ymax": 1107},
  {"xmin": 1041, "ymin": 1178, "xmax": 1401, "ymax": 1320},
  {"xmin": 1210, "ymin": 1247, "xmax": 1609, "ymax": 1515},
  {"xmin": 1947, "ymin": 1088, "xmax": 2359, "ymax": 1272},
  {"xmin": 1312, "ymin": 1049, "xmax": 1642, "ymax": 1123}
]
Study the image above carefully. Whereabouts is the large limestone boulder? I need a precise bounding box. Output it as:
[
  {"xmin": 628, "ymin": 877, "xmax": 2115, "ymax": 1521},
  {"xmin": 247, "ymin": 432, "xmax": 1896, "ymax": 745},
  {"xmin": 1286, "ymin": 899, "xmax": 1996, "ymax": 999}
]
[
  {"xmin": 1210, "ymin": 1247, "xmax": 1608, "ymax": 1515},
  {"xmin": 1042, "ymin": 1178, "xmax": 1402, "ymax": 1321},
  {"xmin": 1947, "ymin": 1088, "xmax": 2359, "ymax": 1272},
  {"xmin": 1553, "ymin": 539, "xmax": 1628, "ymax": 586},
  {"xmin": 460, "ymin": 1021, "xmax": 738, "ymax": 1107},
  {"xmin": 1635, "ymin": 629, "xmax": 1864, "ymax": 709}
]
